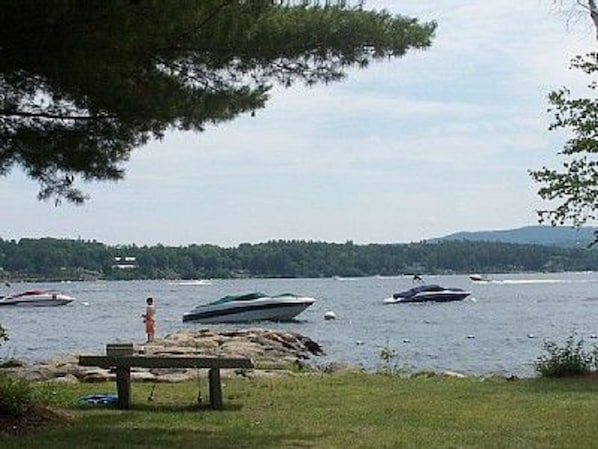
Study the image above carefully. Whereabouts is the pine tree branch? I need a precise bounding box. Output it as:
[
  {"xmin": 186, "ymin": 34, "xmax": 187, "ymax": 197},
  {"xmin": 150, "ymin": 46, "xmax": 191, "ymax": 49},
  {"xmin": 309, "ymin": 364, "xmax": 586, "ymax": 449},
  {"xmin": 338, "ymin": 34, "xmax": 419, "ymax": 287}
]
[{"xmin": 0, "ymin": 110, "xmax": 116, "ymax": 120}]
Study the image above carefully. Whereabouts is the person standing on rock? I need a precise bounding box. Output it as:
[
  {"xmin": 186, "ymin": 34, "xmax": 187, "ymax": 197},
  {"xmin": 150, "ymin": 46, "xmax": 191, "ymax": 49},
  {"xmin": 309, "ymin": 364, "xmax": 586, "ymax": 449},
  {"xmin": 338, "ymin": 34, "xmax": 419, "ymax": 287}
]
[{"xmin": 143, "ymin": 297, "xmax": 156, "ymax": 343}]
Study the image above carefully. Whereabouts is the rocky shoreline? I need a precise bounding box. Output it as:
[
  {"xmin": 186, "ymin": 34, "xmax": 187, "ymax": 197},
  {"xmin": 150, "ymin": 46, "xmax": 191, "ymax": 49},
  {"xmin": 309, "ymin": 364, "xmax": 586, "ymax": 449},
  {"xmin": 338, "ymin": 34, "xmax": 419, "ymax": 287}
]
[{"xmin": 0, "ymin": 329, "xmax": 349, "ymax": 384}]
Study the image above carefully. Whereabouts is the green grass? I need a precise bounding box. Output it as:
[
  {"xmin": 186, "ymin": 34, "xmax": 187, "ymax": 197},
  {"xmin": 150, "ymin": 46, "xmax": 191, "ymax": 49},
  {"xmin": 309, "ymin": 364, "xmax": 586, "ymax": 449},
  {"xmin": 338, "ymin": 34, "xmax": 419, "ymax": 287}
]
[{"xmin": 4, "ymin": 373, "xmax": 598, "ymax": 448}]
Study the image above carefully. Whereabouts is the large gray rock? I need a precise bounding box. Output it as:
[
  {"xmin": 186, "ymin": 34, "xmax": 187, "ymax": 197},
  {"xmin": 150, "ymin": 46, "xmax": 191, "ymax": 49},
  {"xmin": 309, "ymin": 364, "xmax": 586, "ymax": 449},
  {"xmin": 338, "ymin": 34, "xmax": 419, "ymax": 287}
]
[
  {"xmin": 145, "ymin": 328, "xmax": 324, "ymax": 366},
  {"xmin": 1, "ymin": 329, "xmax": 327, "ymax": 383}
]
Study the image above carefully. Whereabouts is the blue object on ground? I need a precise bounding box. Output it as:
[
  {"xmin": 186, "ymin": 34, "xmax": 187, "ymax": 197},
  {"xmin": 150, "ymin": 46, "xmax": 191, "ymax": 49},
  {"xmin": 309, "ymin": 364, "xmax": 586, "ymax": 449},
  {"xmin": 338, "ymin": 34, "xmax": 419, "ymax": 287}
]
[{"xmin": 80, "ymin": 393, "xmax": 119, "ymax": 405}]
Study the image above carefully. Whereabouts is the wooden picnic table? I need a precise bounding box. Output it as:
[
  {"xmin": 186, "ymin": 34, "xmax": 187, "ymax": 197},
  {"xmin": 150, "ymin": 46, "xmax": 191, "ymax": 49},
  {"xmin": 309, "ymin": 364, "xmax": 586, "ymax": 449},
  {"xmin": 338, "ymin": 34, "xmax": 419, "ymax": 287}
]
[{"xmin": 79, "ymin": 344, "xmax": 254, "ymax": 410}]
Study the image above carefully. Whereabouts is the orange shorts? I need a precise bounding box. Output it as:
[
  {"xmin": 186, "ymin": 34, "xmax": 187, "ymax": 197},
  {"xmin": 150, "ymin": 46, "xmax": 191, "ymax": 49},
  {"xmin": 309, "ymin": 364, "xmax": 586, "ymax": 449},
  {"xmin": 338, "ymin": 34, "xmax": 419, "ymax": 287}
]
[{"xmin": 145, "ymin": 318, "xmax": 155, "ymax": 334}]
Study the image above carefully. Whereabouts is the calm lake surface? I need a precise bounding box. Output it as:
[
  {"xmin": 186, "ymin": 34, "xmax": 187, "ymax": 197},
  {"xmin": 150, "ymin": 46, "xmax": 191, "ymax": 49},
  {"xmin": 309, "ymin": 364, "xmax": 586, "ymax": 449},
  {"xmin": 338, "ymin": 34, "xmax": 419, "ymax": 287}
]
[{"xmin": 2, "ymin": 272, "xmax": 598, "ymax": 377}]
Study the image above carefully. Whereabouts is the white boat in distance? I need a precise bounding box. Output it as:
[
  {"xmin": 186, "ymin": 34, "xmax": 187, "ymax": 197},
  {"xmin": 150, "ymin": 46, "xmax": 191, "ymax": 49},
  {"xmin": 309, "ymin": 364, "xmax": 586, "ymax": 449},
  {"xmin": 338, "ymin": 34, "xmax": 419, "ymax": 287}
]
[
  {"xmin": 0, "ymin": 290, "xmax": 75, "ymax": 306},
  {"xmin": 469, "ymin": 274, "xmax": 491, "ymax": 282},
  {"xmin": 383, "ymin": 284, "xmax": 471, "ymax": 304},
  {"xmin": 182, "ymin": 292, "xmax": 315, "ymax": 323}
]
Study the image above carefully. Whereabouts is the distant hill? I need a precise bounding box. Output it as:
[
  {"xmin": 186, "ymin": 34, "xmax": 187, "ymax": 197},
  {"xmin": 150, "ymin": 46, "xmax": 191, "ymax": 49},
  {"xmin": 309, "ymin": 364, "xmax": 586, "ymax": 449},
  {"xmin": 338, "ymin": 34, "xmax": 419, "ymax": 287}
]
[{"xmin": 433, "ymin": 225, "xmax": 597, "ymax": 248}]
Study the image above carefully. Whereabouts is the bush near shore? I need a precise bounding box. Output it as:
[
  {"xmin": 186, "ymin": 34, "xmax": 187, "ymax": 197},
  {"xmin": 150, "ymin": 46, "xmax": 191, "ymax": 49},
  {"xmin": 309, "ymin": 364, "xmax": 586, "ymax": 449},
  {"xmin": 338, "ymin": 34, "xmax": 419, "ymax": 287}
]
[{"xmin": 3, "ymin": 373, "xmax": 598, "ymax": 448}]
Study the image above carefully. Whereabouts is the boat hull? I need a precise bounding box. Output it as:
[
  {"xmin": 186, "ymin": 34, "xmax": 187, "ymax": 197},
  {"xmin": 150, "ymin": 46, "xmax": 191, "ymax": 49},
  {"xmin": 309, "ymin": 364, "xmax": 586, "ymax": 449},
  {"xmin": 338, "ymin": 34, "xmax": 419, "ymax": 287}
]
[
  {"xmin": 183, "ymin": 297, "xmax": 315, "ymax": 323},
  {"xmin": 0, "ymin": 299, "xmax": 73, "ymax": 306},
  {"xmin": 469, "ymin": 274, "xmax": 491, "ymax": 283},
  {"xmin": 384, "ymin": 291, "xmax": 470, "ymax": 304}
]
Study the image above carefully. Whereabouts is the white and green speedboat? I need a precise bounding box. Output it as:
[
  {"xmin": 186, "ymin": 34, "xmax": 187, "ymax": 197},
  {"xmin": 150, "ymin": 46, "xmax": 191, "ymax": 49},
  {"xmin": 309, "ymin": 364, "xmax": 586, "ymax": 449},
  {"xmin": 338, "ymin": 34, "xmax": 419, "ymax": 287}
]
[{"xmin": 182, "ymin": 292, "xmax": 315, "ymax": 323}]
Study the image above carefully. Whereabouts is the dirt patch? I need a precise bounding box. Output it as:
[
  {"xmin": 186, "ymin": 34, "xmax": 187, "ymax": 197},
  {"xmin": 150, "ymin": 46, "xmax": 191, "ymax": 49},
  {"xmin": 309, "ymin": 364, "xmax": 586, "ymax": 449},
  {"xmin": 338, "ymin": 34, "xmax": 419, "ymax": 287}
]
[{"xmin": 0, "ymin": 404, "xmax": 74, "ymax": 437}]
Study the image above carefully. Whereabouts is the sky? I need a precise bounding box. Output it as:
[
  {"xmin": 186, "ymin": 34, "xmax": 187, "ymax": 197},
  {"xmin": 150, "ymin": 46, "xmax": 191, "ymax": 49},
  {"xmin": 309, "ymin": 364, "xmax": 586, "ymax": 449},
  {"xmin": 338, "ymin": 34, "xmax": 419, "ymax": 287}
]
[{"xmin": 1, "ymin": 1, "xmax": 596, "ymax": 247}]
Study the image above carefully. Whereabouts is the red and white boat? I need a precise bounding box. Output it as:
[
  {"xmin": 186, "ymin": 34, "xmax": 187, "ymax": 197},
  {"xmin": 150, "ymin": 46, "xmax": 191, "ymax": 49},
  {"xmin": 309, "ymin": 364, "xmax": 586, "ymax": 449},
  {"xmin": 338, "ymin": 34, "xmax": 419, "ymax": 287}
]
[{"xmin": 0, "ymin": 290, "xmax": 75, "ymax": 306}]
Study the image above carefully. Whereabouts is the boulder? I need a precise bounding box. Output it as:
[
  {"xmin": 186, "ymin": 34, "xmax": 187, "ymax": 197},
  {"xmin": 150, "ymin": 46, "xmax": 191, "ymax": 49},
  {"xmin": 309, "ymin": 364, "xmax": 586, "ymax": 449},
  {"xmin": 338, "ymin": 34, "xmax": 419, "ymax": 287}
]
[
  {"xmin": 0, "ymin": 358, "xmax": 26, "ymax": 368},
  {"xmin": 47, "ymin": 374, "xmax": 79, "ymax": 384},
  {"xmin": 81, "ymin": 369, "xmax": 114, "ymax": 383}
]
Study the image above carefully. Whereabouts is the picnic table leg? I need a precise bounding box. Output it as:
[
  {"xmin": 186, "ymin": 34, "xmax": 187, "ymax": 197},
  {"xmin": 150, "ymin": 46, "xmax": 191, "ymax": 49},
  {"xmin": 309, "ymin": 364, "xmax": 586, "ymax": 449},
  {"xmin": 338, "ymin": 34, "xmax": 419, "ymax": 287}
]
[
  {"xmin": 208, "ymin": 368, "xmax": 223, "ymax": 409},
  {"xmin": 115, "ymin": 366, "xmax": 132, "ymax": 410}
]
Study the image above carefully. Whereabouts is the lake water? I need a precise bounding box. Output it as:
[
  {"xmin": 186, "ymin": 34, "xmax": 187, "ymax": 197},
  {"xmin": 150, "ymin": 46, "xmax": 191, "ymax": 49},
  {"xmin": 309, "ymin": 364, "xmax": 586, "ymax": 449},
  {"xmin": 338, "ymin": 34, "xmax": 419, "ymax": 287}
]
[{"xmin": 2, "ymin": 272, "xmax": 598, "ymax": 377}]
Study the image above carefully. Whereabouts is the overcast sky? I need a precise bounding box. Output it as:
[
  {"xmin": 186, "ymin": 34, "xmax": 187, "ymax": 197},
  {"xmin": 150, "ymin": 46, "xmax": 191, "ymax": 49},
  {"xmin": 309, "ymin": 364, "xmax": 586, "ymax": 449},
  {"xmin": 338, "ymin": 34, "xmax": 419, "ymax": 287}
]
[{"xmin": 1, "ymin": 1, "xmax": 596, "ymax": 247}]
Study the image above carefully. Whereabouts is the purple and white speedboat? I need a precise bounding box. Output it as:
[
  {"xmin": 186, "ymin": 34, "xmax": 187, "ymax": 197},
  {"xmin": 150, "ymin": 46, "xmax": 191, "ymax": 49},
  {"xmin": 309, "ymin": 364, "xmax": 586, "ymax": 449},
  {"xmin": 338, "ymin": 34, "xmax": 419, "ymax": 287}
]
[{"xmin": 384, "ymin": 284, "xmax": 470, "ymax": 304}]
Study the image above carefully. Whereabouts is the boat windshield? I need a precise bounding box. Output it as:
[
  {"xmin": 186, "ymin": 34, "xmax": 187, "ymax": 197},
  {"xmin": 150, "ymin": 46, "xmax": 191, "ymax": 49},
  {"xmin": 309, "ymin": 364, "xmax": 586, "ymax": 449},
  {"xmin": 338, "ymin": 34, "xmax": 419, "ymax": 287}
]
[
  {"xmin": 211, "ymin": 292, "xmax": 268, "ymax": 305},
  {"xmin": 417, "ymin": 285, "xmax": 445, "ymax": 293},
  {"xmin": 397, "ymin": 284, "xmax": 445, "ymax": 297},
  {"xmin": 11, "ymin": 290, "xmax": 48, "ymax": 298}
]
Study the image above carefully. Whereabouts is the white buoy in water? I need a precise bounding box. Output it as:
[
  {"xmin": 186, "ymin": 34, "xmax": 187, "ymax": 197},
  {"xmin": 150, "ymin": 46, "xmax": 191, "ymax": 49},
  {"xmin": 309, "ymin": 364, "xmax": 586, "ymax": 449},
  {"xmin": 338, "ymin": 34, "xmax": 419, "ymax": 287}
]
[{"xmin": 324, "ymin": 311, "xmax": 336, "ymax": 320}]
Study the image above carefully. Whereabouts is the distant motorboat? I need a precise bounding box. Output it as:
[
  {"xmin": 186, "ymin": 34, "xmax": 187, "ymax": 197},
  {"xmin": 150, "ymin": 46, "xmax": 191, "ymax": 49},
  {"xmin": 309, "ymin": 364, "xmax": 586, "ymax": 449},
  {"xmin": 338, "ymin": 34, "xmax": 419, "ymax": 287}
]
[
  {"xmin": 383, "ymin": 284, "xmax": 471, "ymax": 304},
  {"xmin": 182, "ymin": 292, "xmax": 315, "ymax": 323},
  {"xmin": 469, "ymin": 274, "xmax": 491, "ymax": 282},
  {"xmin": 0, "ymin": 290, "xmax": 75, "ymax": 306}
]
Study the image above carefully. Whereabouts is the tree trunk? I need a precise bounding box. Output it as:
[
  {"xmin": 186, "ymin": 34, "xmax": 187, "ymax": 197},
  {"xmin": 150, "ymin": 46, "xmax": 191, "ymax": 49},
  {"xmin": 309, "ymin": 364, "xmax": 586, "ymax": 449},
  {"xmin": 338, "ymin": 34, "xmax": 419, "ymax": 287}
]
[{"xmin": 589, "ymin": 0, "xmax": 598, "ymax": 39}]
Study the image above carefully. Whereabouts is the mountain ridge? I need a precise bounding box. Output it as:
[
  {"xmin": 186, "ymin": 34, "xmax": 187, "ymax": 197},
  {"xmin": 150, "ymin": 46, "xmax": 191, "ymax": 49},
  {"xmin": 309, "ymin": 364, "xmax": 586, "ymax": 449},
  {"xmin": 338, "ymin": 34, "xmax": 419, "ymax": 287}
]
[{"xmin": 433, "ymin": 225, "xmax": 597, "ymax": 248}]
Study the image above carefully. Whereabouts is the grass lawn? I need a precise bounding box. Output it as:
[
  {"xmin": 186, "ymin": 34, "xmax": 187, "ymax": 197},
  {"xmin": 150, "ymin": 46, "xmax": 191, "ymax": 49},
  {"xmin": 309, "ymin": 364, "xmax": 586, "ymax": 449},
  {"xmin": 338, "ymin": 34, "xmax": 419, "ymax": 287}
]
[{"xmin": 3, "ymin": 373, "xmax": 598, "ymax": 448}]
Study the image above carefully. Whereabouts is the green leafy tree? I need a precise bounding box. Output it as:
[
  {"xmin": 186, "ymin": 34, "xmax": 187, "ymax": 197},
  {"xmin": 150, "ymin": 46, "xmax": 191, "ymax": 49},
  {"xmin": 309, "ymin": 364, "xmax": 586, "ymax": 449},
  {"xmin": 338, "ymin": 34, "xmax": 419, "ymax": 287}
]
[
  {"xmin": 531, "ymin": 2, "xmax": 598, "ymax": 227},
  {"xmin": 0, "ymin": 0, "xmax": 435, "ymax": 204},
  {"xmin": 530, "ymin": 53, "xmax": 598, "ymax": 226}
]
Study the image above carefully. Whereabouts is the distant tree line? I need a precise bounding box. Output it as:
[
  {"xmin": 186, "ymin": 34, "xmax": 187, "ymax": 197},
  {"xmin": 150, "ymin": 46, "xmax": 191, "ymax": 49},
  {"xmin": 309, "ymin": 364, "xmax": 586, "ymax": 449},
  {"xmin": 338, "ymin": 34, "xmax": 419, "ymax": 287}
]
[{"xmin": 0, "ymin": 238, "xmax": 597, "ymax": 281}]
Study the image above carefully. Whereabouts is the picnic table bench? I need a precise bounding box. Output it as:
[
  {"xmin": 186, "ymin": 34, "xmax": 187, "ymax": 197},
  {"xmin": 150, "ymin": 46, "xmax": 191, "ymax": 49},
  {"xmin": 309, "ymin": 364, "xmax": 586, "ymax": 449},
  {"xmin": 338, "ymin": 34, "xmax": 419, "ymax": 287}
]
[{"xmin": 79, "ymin": 343, "xmax": 254, "ymax": 410}]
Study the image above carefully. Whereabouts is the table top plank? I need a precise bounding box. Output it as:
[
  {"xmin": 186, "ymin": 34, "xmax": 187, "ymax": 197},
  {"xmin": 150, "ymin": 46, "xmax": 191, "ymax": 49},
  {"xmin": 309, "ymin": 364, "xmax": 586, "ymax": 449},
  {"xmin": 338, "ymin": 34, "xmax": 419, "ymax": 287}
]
[{"xmin": 79, "ymin": 355, "xmax": 254, "ymax": 369}]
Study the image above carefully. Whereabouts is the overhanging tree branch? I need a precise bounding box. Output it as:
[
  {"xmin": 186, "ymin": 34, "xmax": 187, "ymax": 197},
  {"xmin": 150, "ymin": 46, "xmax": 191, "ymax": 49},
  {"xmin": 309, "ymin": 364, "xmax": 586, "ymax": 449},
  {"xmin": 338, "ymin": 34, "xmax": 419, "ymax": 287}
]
[
  {"xmin": 0, "ymin": 110, "xmax": 117, "ymax": 121},
  {"xmin": 0, "ymin": 0, "xmax": 436, "ymax": 204}
]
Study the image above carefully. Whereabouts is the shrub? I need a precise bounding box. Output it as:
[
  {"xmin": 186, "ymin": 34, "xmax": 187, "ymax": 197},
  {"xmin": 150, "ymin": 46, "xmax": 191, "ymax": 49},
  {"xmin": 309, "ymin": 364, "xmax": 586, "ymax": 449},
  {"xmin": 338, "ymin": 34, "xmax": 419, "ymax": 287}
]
[
  {"xmin": 0, "ymin": 374, "xmax": 34, "ymax": 416},
  {"xmin": 0, "ymin": 323, "xmax": 7, "ymax": 345},
  {"xmin": 535, "ymin": 334, "xmax": 595, "ymax": 378},
  {"xmin": 378, "ymin": 340, "xmax": 400, "ymax": 375}
]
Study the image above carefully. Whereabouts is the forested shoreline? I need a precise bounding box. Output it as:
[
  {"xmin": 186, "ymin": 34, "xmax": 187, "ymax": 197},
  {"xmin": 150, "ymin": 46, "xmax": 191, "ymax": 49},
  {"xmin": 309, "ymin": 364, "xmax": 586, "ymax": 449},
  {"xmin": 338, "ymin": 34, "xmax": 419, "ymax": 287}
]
[{"xmin": 0, "ymin": 237, "xmax": 597, "ymax": 281}]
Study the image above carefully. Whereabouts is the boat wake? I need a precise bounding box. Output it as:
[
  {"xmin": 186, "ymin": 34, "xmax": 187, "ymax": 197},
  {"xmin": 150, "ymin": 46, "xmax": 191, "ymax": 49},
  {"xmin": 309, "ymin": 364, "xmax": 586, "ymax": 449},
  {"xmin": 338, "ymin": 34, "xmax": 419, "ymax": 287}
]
[
  {"xmin": 491, "ymin": 279, "xmax": 598, "ymax": 285},
  {"xmin": 168, "ymin": 280, "xmax": 212, "ymax": 286}
]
